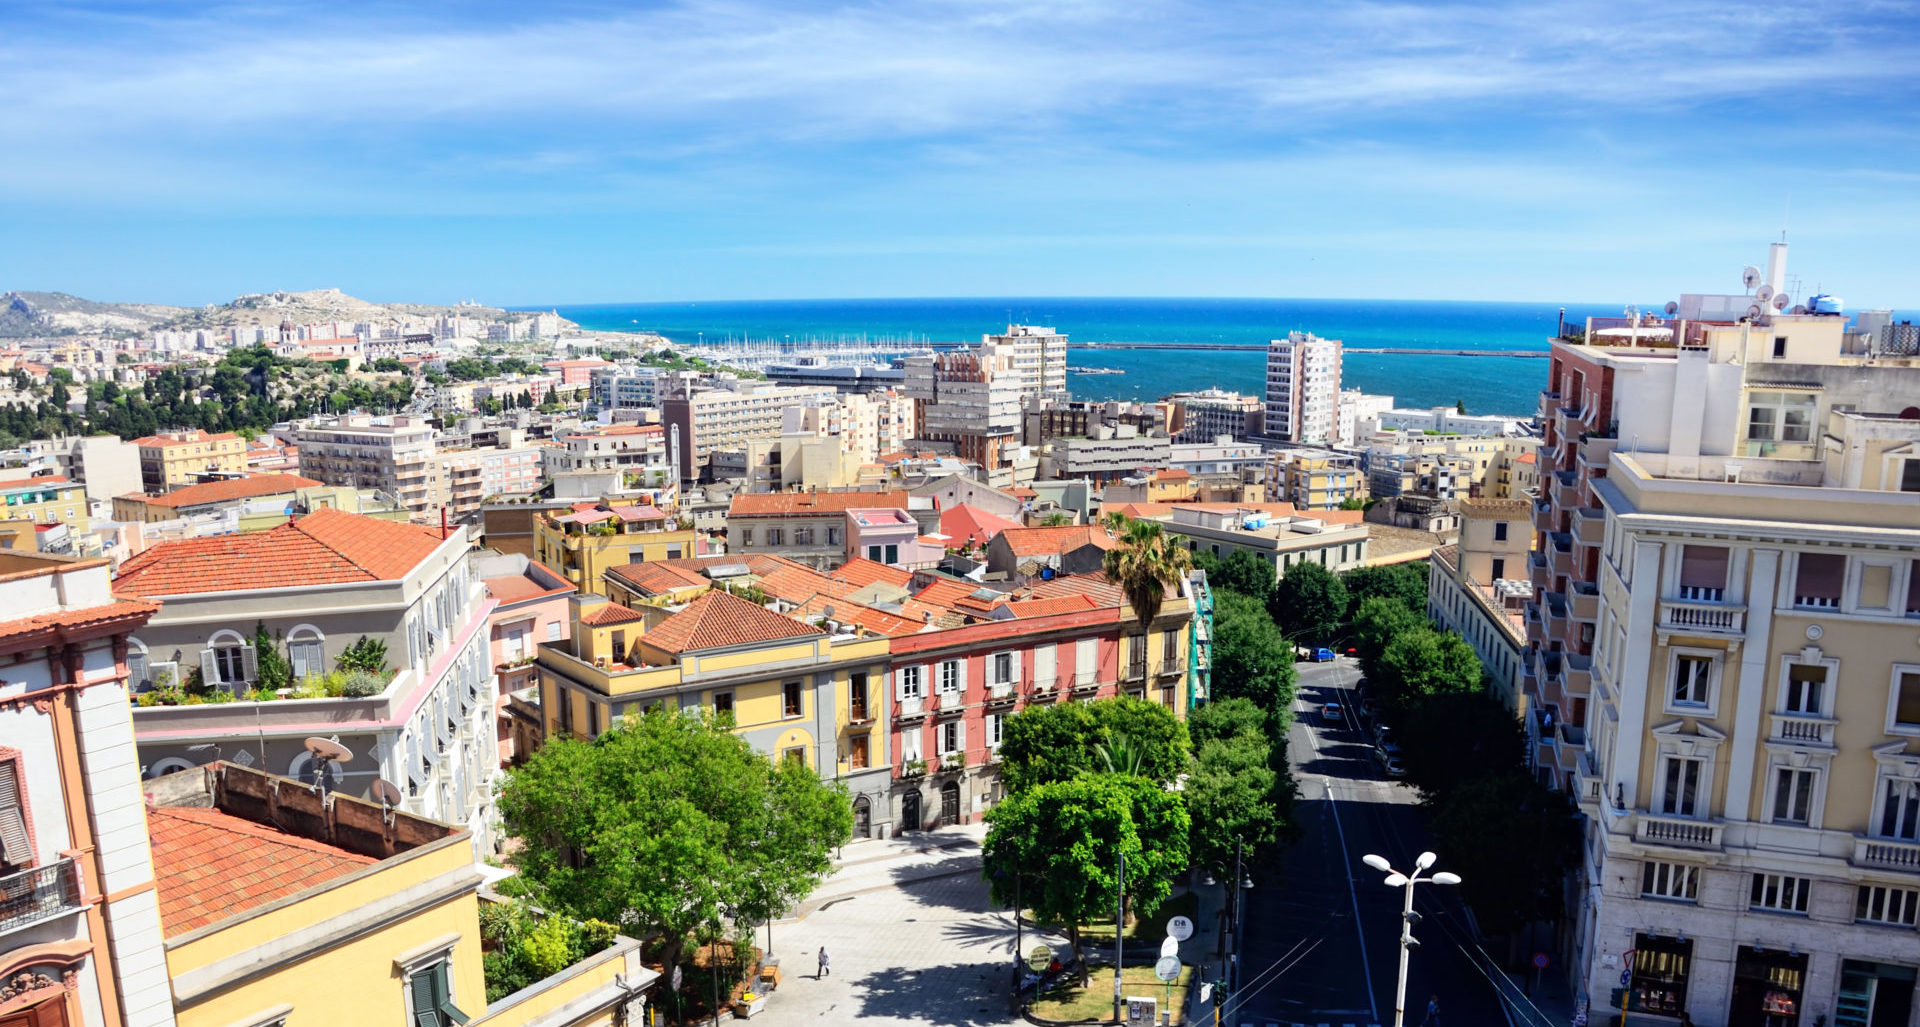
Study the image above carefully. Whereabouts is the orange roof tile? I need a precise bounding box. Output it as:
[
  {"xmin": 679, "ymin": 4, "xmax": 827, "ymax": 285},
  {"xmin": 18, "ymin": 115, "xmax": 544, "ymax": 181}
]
[
  {"xmin": 0, "ymin": 598, "xmax": 159, "ymax": 645},
  {"xmin": 114, "ymin": 507, "xmax": 446, "ymax": 598},
  {"xmin": 152, "ymin": 474, "xmax": 324, "ymax": 508},
  {"xmin": 606, "ymin": 561, "xmax": 712, "ymax": 596},
  {"xmin": 1023, "ymin": 573, "xmax": 1127, "ymax": 608},
  {"xmin": 996, "ymin": 525, "xmax": 1118, "ymax": 558},
  {"xmin": 728, "ymin": 490, "xmax": 909, "ymax": 517},
  {"xmin": 790, "ymin": 595, "xmax": 923, "ymax": 637},
  {"xmin": 483, "ymin": 567, "xmax": 572, "ymax": 604},
  {"xmin": 1156, "ymin": 469, "xmax": 1192, "ymax": 480},
  {"xmin": 939, "ymin": 505, "xmax": 1023, "ymax": 547},
  {"xmin": 1006, "ymin": 595, "xmax": 1099, "ymax": 617},
  {"xmin": 148, "ymin": 804, "xmax": 376, "ymax": 935},
  {"xmin": 642, "ymin": 591, "xmax": 823, "ymax": 654},
  {"xmin": 580, "ymin": 602, "xmax": 648, "ymax": 626},
  {"xmin": 829, "ymin": 557, "xmax": 912, "ymax": 591},
  {"xmin": 756, "ymin": 565, "xmax": 857, "ymax": 605}
]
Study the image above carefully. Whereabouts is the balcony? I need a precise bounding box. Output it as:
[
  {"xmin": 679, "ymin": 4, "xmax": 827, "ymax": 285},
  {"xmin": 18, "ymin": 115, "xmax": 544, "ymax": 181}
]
[
  {"xmin": 1571, "ymin": 507, "xmax": 1605, "ymax": 546},
  {"xmin": 1563, "ymin": 652, "xmax": 1592, "ymax": 697},
  {"xmin": 1570, "ymin": 580, "xmax": 1599, "ymax": 623},
  {"xmin": 1071, "ymin": 673, "xmax": 1102, "ymax": 695},
  {"xmin": 1539, "ymin": 390, "xmax": 1562, "ymax": 417},
  {"xmin": 1658, "ymin": 599, "xmax": 1747, "ymax": 642},
  {"xmin": 1547, "ymin": 532, "xmax": 1574, "ymax": 577},
  {"xmin": 1156, "ymin": 658, "xmax": 1186, "ymax": 679},
  {"xmin": 0, "ymin": 859, "xmax": 82, "ymax": 938},
  {"xmin": 986, "ymin": 682, "xmax": 1017, "ymax": 707},
  {"xmin": 1634, "ymin": 812, "xmax": 1724, "ymax": 851},
  {"xmin": 1769, "ymin": 712, "xmax": 1837, "ymax": 748},
  {"xmin": 1532, "ymin": 501, "xmax": 1556, "ymax": 534},
  {"xmin": 1572, "ymin": 750, "xmax": 1604, "ymax": 807},
  {"xmin": 1029, "ymin": 676, "xmax": 1058, "ymax": 701},
  {"xmin": 1853, "ymin": 836, "xmax": 1920, "ymax": 873},
  {"xmin": 1121, "ymin": 662, "xmax": 1147, "ymax": 684},
  {"xmin": 896, "ymin": 695, "xmax": 931, "ymax": 721},
  {"xmin": 1543, "ymin": 590, "xmax": 1568, "ymax": 639},
  {"xmin": 847, "ymin": 703, "xmax": 874, "ymax": 726}
]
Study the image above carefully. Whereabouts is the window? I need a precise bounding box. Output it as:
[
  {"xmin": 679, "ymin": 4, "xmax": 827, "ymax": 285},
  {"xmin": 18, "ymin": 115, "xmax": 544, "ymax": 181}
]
[
  {"xmin": 1772, "ymin": 336, "xmax": 1788, "ymax": 359},
  {"xmin": 938, "ymin": 660, "xmax": 962, "ymax": 695},
  {"xmin": 766, "ymin": 528, "xmax": 783, "ymax": 546},
  {"xmin": 1879, "ymin": 778, "xmax": 1920, "ymax": 841},
  {"xmin": 1493, "ymin": 521, "xmax": 1508, "ymax": 542},
  {"xmin": 740, "ymin": 529, "xmax": 754, "ymax": 545},
  {"xmin": 1856, "ymin": 884, "xmax": 1920, "ymax": 927},
  {"xmin": 849, "ymin": 673, "xmax": 869, "ymax": 720},
  {"xmin": 1903, "ymin": 460, "xmax": 1920, "ymax": 494},
  {"xmin": 1628, "ymin": 934, "xmax": 1692, "ymax": 1017},
  {"xmin": 1748, "ymin": 391, "xmax": 1816, "ymax": 444},
  {"xmin": 1750, "ymin": 873, "xmax": 1812, "ymax": 914},
  {"xmin": 1076, "ymin": 638, "xmax": 1097, "ymax": 684},
  {"xmin": 0, "ymin": 760, "xmax": 30, "ymax": 871},
  {"xmin": 898, "ymin": 666, "xmax": 923, "ymax": 700},
  {"xmin": 794, "ymin": 528, "xmax": 813, "ymax": 546},
  {"xmin": 1795, "ymin": 553, "xmax": 1846, "ymax": 608},
  {"xmin": 866, "ymin": 545, "xmax": 883, "ymax": 561},
  {"xmin": 205, "ymin": 640, "xmax": 254, "ymax": 686},
  {"xmin": 899, "ymin": 725, "xmax": 922, "ymax": 763},
  {"xmin": 1783, "ymin": 663, "xmax": 1826, "ymax": 715},
  {"xmin": 1771, "ymin": 767, "xmax": 1817, "ymax": 825},
  {"xmin": 127, "ymin": 644, "xmax": 151, "ymax": 690},
  {"xmin": 1640, "ymin": 861, "xmax": 1699, "ymax": 901},
  {"xmin": 937, "ymin": 719, "xmax": 963, "ymax": 755},
  {"xmin": 783, "ymin": 681, "xmax": 803, "ymax": 718},
  {"xmin": 288, "ymin": 634, "xmax": 325, "ymax": 680},
  {"xmin": 1677, "ymin": 545, "xmax": 1729, "ymax": 601},
  {"xmin": 826, "ymin": 527, "xmax": 840, "ymax": 545},
  {"xmin": 1659, "ymin": 756, "xmax": 1704, "ymax": 817},
  {"xmin": 989, "ymin": 652, "xmax": 1014, "ymax": 686},
  {"xmin": 1491, "ymin": 558, "xmax": 1506, "ymax": 580},
  {"xmin": 985, "ymin": 713, "xmax": 1002, "ymax": 749},
  {"xmin": 782, "ymin": 746, "xmax": 806, "ymax": 766},
  {"xmin": 713, "ymin": 691, "xmax": 734, "ymax": 718},
  {"xmin": 546, "ymin": 621, "xmax": 562, "ymax": 642},
  {"xmin": 406, "ymin": 960, "xmax": 470, "ymax": 1027},
  {"xmin": 883, "ymin": 544, "xmax": 898, "ymax": 565},
  {"xmin": 1671, "ymin": 655, "xmax": 1712, "ymax": 709},
  {"xmin": 847, "ymin": 733, "xmax": 869, "ymax": 769},
  {"xmin": 1890, "ymin": 669, "xmax": 1920, "ymax": 734}
]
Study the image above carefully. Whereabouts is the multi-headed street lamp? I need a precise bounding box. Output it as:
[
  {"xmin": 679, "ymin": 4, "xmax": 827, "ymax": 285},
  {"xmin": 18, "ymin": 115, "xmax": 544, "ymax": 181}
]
[{"xmin": 1361, "ymin": 851, "xmax": 1461, "ymax": 1027}]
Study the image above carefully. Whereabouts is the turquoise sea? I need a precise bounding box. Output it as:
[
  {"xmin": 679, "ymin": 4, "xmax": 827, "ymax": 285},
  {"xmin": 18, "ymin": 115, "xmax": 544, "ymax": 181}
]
[{"xmin": 548, "ymin": 297, "xmax": 1635, "ymax": 416}]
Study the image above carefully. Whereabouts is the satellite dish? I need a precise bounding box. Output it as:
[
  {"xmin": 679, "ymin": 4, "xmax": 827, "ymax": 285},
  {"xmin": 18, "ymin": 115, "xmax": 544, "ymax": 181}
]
[
  {"xmin": 1742, "ymin": 266, "xmax": 1763, "ymax": 290},
  {"xmin": 1755, "ymin": 284, "xmax": 1775, "ymax": 304},
  {"xmin": 1790, "ymin": 305, "xmax": 1807, "ymax": 315},
  {"xmin": 304, "ymin": 736, "xmax": 354, "ymax": 764},
  {"xmin": 1746, "ymin": 304, "xmax": 1765, "ymax": 320},
  {"xmin": 1773, "ymin": 293, "xmax": 1791, "ymax": 311},
  {"xmin": 1663, "ymin": 301, "xmax": 1678, "ymax": 316},
  {"xmin": 370, "ymin": 778, "xmax": 404, "ymax": 807}
]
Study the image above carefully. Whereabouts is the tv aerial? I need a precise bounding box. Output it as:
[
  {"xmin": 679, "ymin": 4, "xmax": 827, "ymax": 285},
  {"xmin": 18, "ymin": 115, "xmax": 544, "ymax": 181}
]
[
  {"xmin": 303, "ymin": 736, "xmax": 354, "ymax": 794},
  {"xmin": 1742, "ymin": 265, "xmax": 1763, "ymax": 291}
]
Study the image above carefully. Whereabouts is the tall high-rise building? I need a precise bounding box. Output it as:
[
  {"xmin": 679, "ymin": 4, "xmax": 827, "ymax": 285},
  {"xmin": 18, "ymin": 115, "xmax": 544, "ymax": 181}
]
[
  {"xmin": 1264, "ymin": 331, "xmax": 1342, "ymax": 444},
  {"xmin": 902, "ymin": 343, "xmax": 1027, "ymax": 487},
  {"xmin": 984, "ymin": 324, "xmax": 1069, "ymax": 400},
  {"xmin": 1529, "ymin": 244, "xmax": 1920, "ymax": 1026}
]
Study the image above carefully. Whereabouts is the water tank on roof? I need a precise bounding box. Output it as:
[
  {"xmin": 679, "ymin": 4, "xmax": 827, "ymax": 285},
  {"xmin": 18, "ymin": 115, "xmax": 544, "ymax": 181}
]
[
  {"xmin": 1241, "ymin": 513, "xmax": 1270, "ymax": 530},
  {"xmin": 1809, "ymin": 295, "xmax": 1845, "ymax": 315}
]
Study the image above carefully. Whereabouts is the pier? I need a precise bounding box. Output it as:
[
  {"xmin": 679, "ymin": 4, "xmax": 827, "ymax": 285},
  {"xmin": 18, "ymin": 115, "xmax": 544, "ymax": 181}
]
[{"xmin": 682, "ymin": 335, "xmax": 1549, "ymax": 367}]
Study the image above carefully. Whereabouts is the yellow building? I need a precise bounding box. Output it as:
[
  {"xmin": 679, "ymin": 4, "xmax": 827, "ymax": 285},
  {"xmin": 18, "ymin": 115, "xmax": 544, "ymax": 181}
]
[
  {"xmin": 146, "ymin": 761, "xmax": 657, "ymax": 1027},
  {"xmin": 0, "ymin": 475, "xmax": 88, "ymax": 532},
  {"xmin": 131, "ymin": 429, "xmax": 247, "ymax": 492},
  {"xmin": 1273, "ymin": 449, "xmax": 1363, "ymax": 510},
  {"xmin": 533, "ymin": 501, "xmax": 699, "ymax": 595},
  {"xmin": 536, "ymin": 589, "xmax": 897, "ymax": 819}
]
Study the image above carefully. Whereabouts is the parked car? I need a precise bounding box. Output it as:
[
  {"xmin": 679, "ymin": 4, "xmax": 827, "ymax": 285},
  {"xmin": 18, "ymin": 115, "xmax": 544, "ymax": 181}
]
[
  {"xmin": 1313, "ymin": 647, "xmax": 1336, "ymax": 662},
  {"xmin": 1373, "ymin": 722, "xmax": 1395, "ymax": 747},
  {"xmin": 1320, "ymin": 701, "xmax": 1343, "ymax": 724},
  {"xmin": 1376, "ymin": 746, "xmax": 1408, "ymax": 779}
]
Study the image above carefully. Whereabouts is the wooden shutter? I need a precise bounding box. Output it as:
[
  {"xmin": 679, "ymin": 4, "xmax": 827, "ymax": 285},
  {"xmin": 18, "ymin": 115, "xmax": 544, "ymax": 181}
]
[
  {"xmin": 0, "ymin": 762, "xmax": 30, "ymax": 866},
  {"xmin": 1034, "ymin": 644, "xmax": 1055, "ymax": 685},
  {"xmin": 239, "ymin": 644, "xmax": 259, "ymax": 684},
  {"xmin": 199, "ymin": 648, "xmax": 219, "ymax": 686}
]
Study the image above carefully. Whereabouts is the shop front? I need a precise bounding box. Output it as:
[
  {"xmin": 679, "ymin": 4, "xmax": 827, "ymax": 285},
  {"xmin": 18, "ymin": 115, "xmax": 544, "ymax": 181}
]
[
  {"xmin": 1835, "ymin": 959, "xmax": 1916, "ymax": 1027},
  {"xmin": 1628, "ymin": 933, "xmax": 1693, "ymax": 1019},
  {"xmin": 1730, "ymin": 946, "xmax": 1807, "ymax": 1027}
]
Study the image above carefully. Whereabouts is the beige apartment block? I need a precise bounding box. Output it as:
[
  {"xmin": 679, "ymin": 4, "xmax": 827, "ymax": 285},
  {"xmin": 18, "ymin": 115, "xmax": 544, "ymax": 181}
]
[
  {"xmin": 1426, "ymin": 496, "xmax": 1531, "ymax": 712},
  {"xmin": 1530, "ymin": 252, "xmax": 1920, "ymax": 1027},
  {"xmin": 295, "ymin": 414, "xmax": 442, "ymax": 519},
  {"xmin": 131, "ymin": 429, "xmax": 246, "ymax": 492}
]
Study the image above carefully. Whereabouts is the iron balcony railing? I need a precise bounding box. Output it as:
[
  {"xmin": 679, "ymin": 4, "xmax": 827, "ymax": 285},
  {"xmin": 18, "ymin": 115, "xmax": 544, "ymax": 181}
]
[{"xmin": 0, "ymin": 859, "xmax": 82, "ymax": 937}]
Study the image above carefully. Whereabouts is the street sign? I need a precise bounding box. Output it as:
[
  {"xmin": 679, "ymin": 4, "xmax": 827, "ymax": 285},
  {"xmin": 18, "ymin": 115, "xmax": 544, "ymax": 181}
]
[
  {"xmin": 1154, "ymin": 956, "xmax": 1181, "ymax": 982},
  {"xmin": 1199, "ymin": 983, "xmax": 1213, "ymax": 1003},
  {"xmin": 1160, "ymin": 936, "xmax": 1179, "ymax": 959},
  {"xmin": 1532, "ymin": 952, "xmax": 1550, "ymax": 970},
  {"xmin": 1165, "ymin": 915, "xmax": 1195, "ymax": 941},
  {"xmin": 1619, "ymin": 969, "xmax": 1632, "ymax": 987},
  {"xmin": 1026, "ymin": 944, "xmax": 1053, "ymax": 971},
  {"xmin": 1622, "ymin": 948, "xmax": 1636, "ymax": 964}
]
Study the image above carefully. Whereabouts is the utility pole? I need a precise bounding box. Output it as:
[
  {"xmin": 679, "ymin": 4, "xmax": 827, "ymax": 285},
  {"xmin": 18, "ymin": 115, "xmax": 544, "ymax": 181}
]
[
  {"xmin": 1361, "ymin": 851, "xmax": 1462, "ymax": 1027},
  {"xmin": 1114, "ymin": 850, "xmax": 1126, "ymax": 1023}
]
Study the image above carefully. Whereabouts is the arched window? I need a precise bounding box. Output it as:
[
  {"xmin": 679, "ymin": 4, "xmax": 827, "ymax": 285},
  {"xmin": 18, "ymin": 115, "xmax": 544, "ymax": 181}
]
[
  {"xmin": 202, "ymin": 630, "xmax": 253, "ymax": 689},
  {"xmin": 126, "ymin": 637, "xmax": 152, "ymax": 691},
  {"xmin": 286, "ymin": 625, "xmax": 327, "ymax": 681},
  {"xmin": 145, "ymin": 756, "xmax": 196, "ymax": 779}
]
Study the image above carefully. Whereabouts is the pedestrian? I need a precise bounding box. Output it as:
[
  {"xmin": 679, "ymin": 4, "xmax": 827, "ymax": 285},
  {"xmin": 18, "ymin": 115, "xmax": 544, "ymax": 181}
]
[
  {"xmin": 817, "ymin": 946, "xmax": 830, "ymax": 979},
  {"xmin": 1421, "ymin": 994, "xmax": 1440, "ymax": 1026}
]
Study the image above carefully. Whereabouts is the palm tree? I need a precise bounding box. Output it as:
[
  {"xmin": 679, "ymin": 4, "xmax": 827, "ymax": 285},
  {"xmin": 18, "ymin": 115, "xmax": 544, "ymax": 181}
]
[
  {"xmin": 1099, "ymin": 509, "xmax": 1130, "ymax": 535},
  {"xmin": 1102, "ymin": 519, "xmax": 1193, "ymax": 626},
  {"xmin": 1039, "ymin": 511, "xmax": 1071, "ymax": 527}
]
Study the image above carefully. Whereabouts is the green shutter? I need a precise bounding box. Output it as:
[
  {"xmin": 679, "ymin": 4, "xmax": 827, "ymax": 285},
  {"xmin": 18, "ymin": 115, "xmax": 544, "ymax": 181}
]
[
  {"xmin": 410, "ymin": 968, "xmax": 440, "ymax": 1026},
  {"xmin": 434, "ymin": 961, "xmax": 470, "ymax": 1025}
]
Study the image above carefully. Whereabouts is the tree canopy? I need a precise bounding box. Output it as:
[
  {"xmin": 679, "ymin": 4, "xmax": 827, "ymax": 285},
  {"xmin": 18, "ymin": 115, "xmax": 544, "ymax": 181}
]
[
  {"xmin": 1377, "ymin": 627, "xmax": 1485, "ymax": 708},
  {"xmin": 1208, "ymin": 589, "xmax": 1298, "ymax": 723},
  {"xmin": 1425, "ymin": 770, "xmax": 1581, "ymax": 935},
  {"xmin": 497, "ymin": 708, "xmax": 851, "ymax": 976},
  {"xmin": 1209, "ymin": 550, "xmax": 1276, "ymax": 601},
  {"xmin": 1102, "ymin": 519, "xmax": 1194, "ymax": 626},
  {"xmin": 1340, "ymin": 562, "xmax": 1429, "ymax": 620},
  {"xmin": 1185, "ymin": 697, "xmax": 1284, "ymax": 873},
  {"xmin": 1267, "ymin": 561, "xmax": 1348, "ymax": 643},
  {"xmin": 996, "ymin": 697, "xmax": 1190, "ymax": 793}
]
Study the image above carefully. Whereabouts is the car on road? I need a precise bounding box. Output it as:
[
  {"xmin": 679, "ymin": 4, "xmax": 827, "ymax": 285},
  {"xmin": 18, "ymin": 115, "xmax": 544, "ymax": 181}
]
[
  {"xmin": 1376, "ymin": 742, "xmax": 1407, "ymax": 778},
  {"xmin": 1373, "ymin": 722, "xmax": 1395, "ymax": 747},
  {"xmin": 1311, "ymin": 647, "xmax": 1337, "ymax": 662},
  {"xmin": 1320, "ymin": 701, "xmax": 1343, "ymax": 724}
]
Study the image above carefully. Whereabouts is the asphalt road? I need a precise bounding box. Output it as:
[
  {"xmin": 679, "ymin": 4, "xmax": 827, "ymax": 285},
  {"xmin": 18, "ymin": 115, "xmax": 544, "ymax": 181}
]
[{"xmin": 1231, "ymin": 657, "xmax": 1512, "ymax": 1027}]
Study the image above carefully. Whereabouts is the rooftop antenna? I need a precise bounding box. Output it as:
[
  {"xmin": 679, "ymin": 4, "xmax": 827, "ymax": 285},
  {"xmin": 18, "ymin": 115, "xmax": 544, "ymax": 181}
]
[{"xmin": 302, "ymin": 736, "xmax": 354, "ymax": 795}]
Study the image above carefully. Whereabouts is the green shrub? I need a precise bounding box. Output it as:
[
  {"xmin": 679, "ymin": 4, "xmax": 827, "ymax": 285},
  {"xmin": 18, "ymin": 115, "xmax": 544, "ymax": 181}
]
[{"xmin": 341, "ymin": 671, "xmax": 385, "ymax": 698}]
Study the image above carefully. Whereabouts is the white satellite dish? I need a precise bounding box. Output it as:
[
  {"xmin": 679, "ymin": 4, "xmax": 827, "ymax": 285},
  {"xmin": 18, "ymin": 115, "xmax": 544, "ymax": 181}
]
[
  {"xmin": 1755, "ymin": 284, "xmax": 1775, "ymax": 303},
  {"xmin": 1663, "ymin": 301, "xmax": 1679, "ymax": 316},
  {"xmin": 1742, "ymin": 266, "xmax": 1763, "ymax": 290},
  {"xmin": 1746, "ymin": 304, "xmax": 1765, "ymax": 320},
  {"xmin": 1773, "ymin": 293, "xmax": 1791, "ymax": 311}
]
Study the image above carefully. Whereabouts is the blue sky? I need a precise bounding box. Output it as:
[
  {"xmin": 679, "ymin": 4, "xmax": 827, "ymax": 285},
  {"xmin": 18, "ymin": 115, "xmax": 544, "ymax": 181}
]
[{"xmin": 4, "ymin": 0, "xmax": 1918, "ymax": 306}]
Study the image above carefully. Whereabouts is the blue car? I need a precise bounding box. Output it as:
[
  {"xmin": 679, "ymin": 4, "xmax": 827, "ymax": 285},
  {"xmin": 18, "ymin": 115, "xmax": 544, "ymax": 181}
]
[{"xmin": 1313, "ymin": 648, "xmax": 1336, "ymax": 662}]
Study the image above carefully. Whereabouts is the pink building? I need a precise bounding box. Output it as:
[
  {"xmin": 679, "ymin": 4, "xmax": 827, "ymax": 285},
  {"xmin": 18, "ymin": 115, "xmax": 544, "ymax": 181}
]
[
  {"xmin": 886, "ymin": 601, "xmax": 1124, "ymax": 832},
  {"xmin": 478, "ymin": 554, "xmax": 574, "ymax": 766},
  {"xmin": 543, "ymin": 358, "xmax": 613, "ymax": 387},
  {"xmin": 845, "ymin": 507, "xmax": 943, "ymax": 570}
]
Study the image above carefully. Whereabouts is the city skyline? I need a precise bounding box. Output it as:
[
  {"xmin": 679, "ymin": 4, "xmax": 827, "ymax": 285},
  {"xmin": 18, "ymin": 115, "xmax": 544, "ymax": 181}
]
[{"xmin": 3, "ymin": 1, "xmax": 1918, "ymax": 307}]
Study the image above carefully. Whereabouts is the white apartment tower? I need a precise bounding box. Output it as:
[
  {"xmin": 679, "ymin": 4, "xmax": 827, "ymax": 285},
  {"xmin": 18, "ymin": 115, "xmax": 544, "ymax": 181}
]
[
  {"xmin": 1265, "ymin": 331, "xmax": 1342, "ymax": 444},
  {"xmin": 984, "ymin": 324, "xmax": 1069, "ymax": 401},
  {"xmin": 1531, "ymin": 244, "xmax": 1920, "ymax": 1027}
]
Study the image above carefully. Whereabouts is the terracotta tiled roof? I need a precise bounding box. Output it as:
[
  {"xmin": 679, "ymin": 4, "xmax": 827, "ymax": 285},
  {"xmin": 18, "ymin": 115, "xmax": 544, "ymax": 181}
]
[
  {"xmin": 641, "ymin": 591, "xmax": 822, "ymax": 654},
  {"xmin": 114, "ymin": 507, "xmax": 446, "ymax": 598},
  {"xmin": 608, "ymin": 504, "xmax": 667, "ymax": 521},
  {"xmin": 728, "ymin": 490, "xmax": 909, "ymax": 517},
  {"xmin": 1023, "ymin": 573, "xmax": 1126, "ymax": 608},
  {"xmin": 756, "ymin": 565, "xmax": 857, "ymax": 605},
  {"xmin": 152, "ymin": 474, "xmax": 324, "ymax": 509},
  {"xmin": 606, "ymin": 561, "xmax": 711, "ymax": 596},
  {"xmin": 996, "ymin": 525, "xmax": 1116, "ymax": 558},
  {"xmin": 0, "ymin": 475, "xmax": 71, "ymax": 488},
  {"xmin": 1006, "ymin": 595, "xmax": 1099, "ymax": 617},
  {"xmin": 0, "ymin": 598, "xmax": 159, "ymax": 645},
  {"xmin": 1515, "ymin": 452, "xmax": 1537, "ymax": 464},
  {"xmin": 1156, "ymin": 469, "xmax": 1192, "ymax": 480},
  {"xmin": 148, "ymin": 804, "xmax": 376, "ymax": 935},
  {"xmin": 829, "ymin": 557, "xmax": 912, "ymax": 591},
  {"xmin": 483, "ymin": 568, "xmax": 572, "ymax": 604},
  {"xmin": 790, "ymin": 595, "xmax": 923, "ymax": 637},
  {"xmin": 911, "ymin": 577, "xmax": 989, "ymax": 611},
  {"xmin": 939, "ymin": 505, "xmax": 1023, "ymax": 547},
  {"xmin": 580, "ymin": 602, "xmax": 648, "ymax": 626}
]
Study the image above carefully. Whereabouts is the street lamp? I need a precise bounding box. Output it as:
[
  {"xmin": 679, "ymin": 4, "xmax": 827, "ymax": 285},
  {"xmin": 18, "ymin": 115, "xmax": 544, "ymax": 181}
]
[{"xmin": 1361, "ymin": 851, "xmax": 1461, "ymax": 1027}]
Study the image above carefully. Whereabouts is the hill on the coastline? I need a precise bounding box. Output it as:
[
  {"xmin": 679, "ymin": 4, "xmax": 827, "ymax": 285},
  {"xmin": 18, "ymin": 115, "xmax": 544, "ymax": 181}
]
[{"xmin": 0, "ymin": 287, "xmax": 565, "ymax": 338}]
